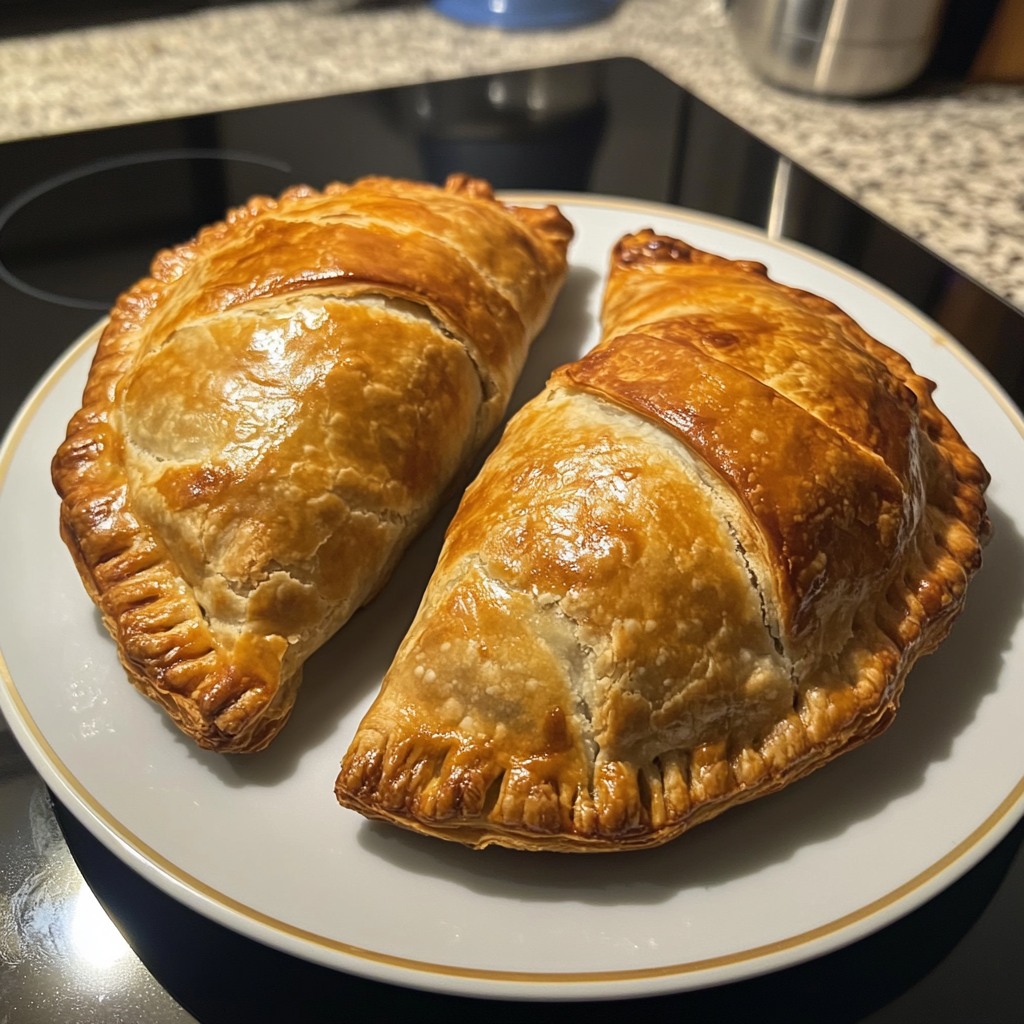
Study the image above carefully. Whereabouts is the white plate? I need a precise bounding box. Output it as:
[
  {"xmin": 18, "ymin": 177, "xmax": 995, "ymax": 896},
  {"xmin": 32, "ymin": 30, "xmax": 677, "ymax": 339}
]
[{"xmin": 2, "ymin": 195, "xmax": 1023, "ymax": 1001}]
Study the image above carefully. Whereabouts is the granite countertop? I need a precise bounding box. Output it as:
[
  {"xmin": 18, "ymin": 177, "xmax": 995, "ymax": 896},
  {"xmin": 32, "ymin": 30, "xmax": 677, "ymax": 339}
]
[{"xmin": 1, "ymin": 0, "xmax": 1022, "ymax": 311}]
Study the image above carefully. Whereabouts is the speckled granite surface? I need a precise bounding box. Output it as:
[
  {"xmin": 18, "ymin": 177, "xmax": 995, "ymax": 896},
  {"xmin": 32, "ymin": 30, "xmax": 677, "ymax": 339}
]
[{"xmin": 1, "ymin": 0, "xmax": 1022, "ymax": 310}]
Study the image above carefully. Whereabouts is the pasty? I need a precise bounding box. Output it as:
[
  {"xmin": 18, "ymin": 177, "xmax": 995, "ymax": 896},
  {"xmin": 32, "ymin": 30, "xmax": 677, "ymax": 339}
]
[
  {"xmin": 51, "ymin": 174, "xmax": 573, "ymax": 752},
  {"xmin": 335, "ymin": 229, "xmax": 990, "ymax": 851}
]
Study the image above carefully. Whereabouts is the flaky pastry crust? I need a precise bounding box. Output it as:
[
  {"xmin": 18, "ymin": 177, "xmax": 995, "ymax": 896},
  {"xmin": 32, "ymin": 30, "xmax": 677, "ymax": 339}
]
[
  {"xmin": 51, "ymin": 174, "xmax": 572, "ymax": 752},
  {"xmin": 335, "ymin": 229, "xmax": 990, "ymax": 851}
]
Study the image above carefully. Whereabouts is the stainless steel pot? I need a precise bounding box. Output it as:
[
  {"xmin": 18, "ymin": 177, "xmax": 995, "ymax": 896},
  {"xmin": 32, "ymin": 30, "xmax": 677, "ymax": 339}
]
[{"xmin": 727, "ymin": 0, "xmax": 948, "ymax": 97}]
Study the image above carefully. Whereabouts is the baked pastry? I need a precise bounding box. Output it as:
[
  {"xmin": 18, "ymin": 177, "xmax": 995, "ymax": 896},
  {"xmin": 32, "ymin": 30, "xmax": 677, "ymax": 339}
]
[
  {"xmin": 51, "ymin": 174, "xmax": 573, "ymax": 753},
  {"xmin": 335, "ymin": 229, "xmax": 990, "ymax": 851}
]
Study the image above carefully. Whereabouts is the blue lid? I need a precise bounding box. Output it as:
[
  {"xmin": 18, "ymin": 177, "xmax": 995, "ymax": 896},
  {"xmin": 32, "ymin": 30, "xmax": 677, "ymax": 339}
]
[{"xmin": 431, "ymin": 1, "xmax": 620, "ymax": 30}]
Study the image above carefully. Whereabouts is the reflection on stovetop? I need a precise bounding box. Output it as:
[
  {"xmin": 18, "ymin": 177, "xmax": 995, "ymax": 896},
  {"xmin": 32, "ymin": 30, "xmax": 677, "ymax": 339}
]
[{"xmin": 0, "ymin": 720, "xmax": 194, "ymax": 1021}]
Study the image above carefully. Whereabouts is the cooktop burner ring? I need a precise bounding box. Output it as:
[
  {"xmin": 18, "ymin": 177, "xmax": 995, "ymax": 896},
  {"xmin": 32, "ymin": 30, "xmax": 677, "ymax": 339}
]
[{"xmin": 0, "ymin": 147, "xmax": 293, "ymax": 310}]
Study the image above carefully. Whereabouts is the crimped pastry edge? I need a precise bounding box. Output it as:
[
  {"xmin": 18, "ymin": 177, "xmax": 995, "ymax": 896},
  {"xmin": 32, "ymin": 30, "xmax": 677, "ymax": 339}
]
[
  {"xmin": 335, "ymin": 411, "xmax": 987, "ymax": 851},
  {"xmin": 335, "ymin": 230, "xmax": 990, "ymax": 851},
  {"xmin": 51, "ymin": 174, "xmax": 573, "ymax": 753}
]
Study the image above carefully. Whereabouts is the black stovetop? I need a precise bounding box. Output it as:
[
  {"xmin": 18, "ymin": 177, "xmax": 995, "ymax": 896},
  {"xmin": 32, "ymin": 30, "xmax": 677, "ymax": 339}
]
[
  {"xmin": 0, "ymin": 57, "xmax": 1022, "ymax": 1023},
  {"xmin": 2, "ymin": 58, "xmax": 1021, "ymax": 435}
]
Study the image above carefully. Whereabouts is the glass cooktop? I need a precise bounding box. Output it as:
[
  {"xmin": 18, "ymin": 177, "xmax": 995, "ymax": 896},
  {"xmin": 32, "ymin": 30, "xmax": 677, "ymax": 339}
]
[{"xmin": 1, "ymin": 57, "xmax": 1022, "ymax": 1022}]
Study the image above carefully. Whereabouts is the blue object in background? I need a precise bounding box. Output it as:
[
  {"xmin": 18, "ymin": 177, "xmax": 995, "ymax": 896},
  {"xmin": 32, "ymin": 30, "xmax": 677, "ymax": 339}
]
[{"xmin": 431, "ymin": 1, "xmax": 621, "ymax": 29}]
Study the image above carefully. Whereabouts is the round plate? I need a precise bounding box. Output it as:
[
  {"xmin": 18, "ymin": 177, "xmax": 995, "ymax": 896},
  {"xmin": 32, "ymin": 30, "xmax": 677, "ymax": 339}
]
[{"xmin": 2, "ymin": 195, "xmax": 1023, "ymax": 1000}]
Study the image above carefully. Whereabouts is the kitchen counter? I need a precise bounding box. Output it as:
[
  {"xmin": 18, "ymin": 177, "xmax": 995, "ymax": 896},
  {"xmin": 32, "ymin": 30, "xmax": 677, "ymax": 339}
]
[{"xmin": 0, "ymin": 0, "xmax": 1022, "ymax": 312}]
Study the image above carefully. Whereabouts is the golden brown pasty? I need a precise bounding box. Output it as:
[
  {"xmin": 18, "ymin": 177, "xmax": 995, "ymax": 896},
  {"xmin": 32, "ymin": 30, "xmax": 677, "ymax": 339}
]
[
  {"xmin": 51, "ymin": 174, "xmax": 573, "ymax": 753},
  {"xmin": 335, "ymin": 229, "xmax": 990, "ymax": 851}
]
